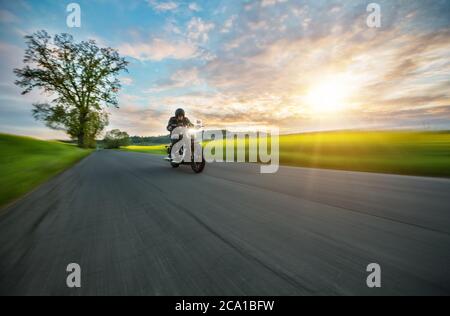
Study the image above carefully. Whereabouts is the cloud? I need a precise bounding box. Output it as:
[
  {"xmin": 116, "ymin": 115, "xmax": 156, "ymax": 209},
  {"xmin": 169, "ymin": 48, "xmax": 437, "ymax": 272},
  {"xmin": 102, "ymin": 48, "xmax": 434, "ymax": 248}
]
[
  {"xmin": 118, "ymin": 38, "xmax": 198, "ymax": 61},
  {"xmin": 164, "ymin": 18, "xmax": 182, "ymax": 34},
  {"xmin": 148, "ymin": 67, "xmax": 201, "ymax": 92},
  {"xmin": 0, "ymin": 42, "xmax": 25, "ymax": 87},
  {"xmin": 188, "ymin": 3, "xmax": 201, "ymax": 12},
  {"xmin": 261, "ymin": 0, "xmax": 288, "ymax": 8},
  {"xmin": 187, "ymin": 17, "xmax": 215, "ymax": 43},
  {"xmin": 0, "ymin": 42, "xmax": 23, "ymax": 66},
  {"xmin": 148, "ymin": 0, "xmax": 178, "ymax": 12},
  {"xmin": 0, "ymin": 10, "xmax": 20, "ymax": 24},
  {"xmin": 117, "ymin": 0, "xmax": 450, "ymax": 133},
  {"xmin": 248, "ymin": 20, "xmax": 269, "ymax": 31},
  {"xmin": 109, "ymin": 104, "xmax": 169, "ymax": 136},
  {"xmin": 224, "ymin": 35, "xmax": 250, "ymax": 51},
  {"xmin": 120, "ymin": 77, "xmax": 133, "ymax": 86},
  {"xmin": 155, "ymin": 91, "xmax": 298, "ymax": 131},
  {"xmin": 192, "ymin": 11, "xmax": 450, "ymax": 132},
  {"xmin": 221, "ymin": 15, "xmax": 237, "ymax": 33}
]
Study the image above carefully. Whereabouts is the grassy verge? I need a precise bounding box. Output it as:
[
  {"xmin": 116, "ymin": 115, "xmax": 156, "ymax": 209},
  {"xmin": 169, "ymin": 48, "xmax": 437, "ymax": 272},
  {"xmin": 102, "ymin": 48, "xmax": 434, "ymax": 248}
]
[
  {"xmin": 0, "ymin": 133, "xmax": 93, "ymax": 208},
  {"xmin": 121, "ymin": 131, "xmax": 450, "ymax": 177}
]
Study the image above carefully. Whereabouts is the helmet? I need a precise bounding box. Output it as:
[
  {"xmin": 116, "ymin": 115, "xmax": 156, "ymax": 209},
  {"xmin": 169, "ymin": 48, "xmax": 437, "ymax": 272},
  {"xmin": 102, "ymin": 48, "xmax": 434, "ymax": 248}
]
[{"xmin": 175, "ymin": 108, "xmax": 185, "ymax": 117}]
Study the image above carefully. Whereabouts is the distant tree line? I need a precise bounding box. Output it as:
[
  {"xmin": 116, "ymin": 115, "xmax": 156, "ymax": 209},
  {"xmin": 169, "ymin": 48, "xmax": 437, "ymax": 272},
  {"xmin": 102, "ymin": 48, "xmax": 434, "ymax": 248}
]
[
  {"xmin": 129, "ymin": 135, "xmax": 170, "ymax": 145},
  {"xmin": 102, "ymin": 129, "xmax": 130, "ymax": 149}
]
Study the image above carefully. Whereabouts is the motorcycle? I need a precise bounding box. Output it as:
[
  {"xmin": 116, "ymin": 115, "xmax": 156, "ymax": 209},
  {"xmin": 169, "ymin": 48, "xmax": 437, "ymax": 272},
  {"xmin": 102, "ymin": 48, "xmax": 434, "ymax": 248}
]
[{"xmin": 164, "ymin": 124, "xmax": 206, "ymax": 173}]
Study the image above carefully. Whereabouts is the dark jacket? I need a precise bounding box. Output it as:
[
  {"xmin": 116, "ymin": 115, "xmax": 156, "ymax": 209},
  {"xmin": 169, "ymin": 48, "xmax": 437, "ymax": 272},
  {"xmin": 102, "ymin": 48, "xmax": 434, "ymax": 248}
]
[{"xmin": 167, "ymin": 116, "xmax": 194, "ymax": 132}]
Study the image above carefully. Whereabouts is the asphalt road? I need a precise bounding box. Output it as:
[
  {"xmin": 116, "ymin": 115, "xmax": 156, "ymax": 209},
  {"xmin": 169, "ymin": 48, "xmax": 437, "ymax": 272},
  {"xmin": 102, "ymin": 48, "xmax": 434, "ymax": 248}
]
[{"xmin": 1, "ymin": 150, "xmax": 450, "ymax": 295}]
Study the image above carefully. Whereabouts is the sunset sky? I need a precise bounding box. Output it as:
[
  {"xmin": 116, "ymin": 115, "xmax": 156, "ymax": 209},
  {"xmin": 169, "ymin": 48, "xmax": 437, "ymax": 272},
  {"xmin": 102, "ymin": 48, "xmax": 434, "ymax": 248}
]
[{"xmin": 0, "ymin": 0, "xmax": 449, "ymax": 138}]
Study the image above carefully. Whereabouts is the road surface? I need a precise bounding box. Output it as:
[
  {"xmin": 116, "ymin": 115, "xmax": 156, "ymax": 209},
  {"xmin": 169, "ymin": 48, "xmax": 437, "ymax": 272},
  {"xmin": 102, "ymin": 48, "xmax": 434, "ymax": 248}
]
[{"xmin": 1, "ymin": 150, "xmax": 450, "ymax": 295}]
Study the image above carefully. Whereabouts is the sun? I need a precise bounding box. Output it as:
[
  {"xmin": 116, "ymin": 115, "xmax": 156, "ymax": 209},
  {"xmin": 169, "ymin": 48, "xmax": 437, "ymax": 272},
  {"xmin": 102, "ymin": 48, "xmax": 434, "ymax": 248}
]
[{"xmin": 306, "ymin": 77, "xmax": 350, "ymax": 114}]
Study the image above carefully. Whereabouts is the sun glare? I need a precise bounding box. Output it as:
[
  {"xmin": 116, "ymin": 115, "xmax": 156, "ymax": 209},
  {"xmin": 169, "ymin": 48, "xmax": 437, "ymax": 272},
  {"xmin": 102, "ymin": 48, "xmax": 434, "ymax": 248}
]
[{"xmin": 306, "ymin": 77, "xmax": 350, "ymax": 114}]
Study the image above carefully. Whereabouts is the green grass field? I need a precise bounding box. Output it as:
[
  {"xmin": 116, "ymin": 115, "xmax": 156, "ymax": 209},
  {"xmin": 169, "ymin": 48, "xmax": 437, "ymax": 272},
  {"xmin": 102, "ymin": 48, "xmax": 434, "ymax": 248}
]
[
  {"xmin": 276, "ymin": 131, "xmax": 450, "ymax": 177},
  {"xmin": 0, "ymin": 134, "xmax": 93, "ymax": 208},
  {"xmin": 122, "ymin": 131, "xmax": 450, "ymax": 177},
  {"xmin": 120, "ymin": 144, "xmax": 168, "ymax": 155}
]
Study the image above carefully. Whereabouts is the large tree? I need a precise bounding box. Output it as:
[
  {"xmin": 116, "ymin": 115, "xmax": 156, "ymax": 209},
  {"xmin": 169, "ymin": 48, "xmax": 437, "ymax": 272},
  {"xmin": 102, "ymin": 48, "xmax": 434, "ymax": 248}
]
[{"xmin": 14, "ymin": 30, "xmax": 129, "ymax": 147}]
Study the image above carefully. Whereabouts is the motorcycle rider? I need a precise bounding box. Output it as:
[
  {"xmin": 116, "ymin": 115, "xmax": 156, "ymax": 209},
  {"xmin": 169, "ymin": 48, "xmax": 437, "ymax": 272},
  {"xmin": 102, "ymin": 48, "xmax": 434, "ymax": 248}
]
[
  {"xmin": 167, "ymin": 108, "xmax": 194, "ymax": 163},
  {"xmin": 167, "ymin": 108, "xmax": 193, "ymax": 134}
]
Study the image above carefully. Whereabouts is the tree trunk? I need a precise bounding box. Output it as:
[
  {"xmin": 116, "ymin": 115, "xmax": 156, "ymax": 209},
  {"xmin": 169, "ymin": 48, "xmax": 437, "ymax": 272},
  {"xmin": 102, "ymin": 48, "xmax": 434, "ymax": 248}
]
[
  {"xmin": 77, "ymin": 122, "xmax": 87, "ymax": 148},
  {"xmin": 77, "ymin": 110, "xmax": 88, "ymax": 148},
  {"xmin": 77, "ymin": 131, "xmax": 86, "ymax": 148}
]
